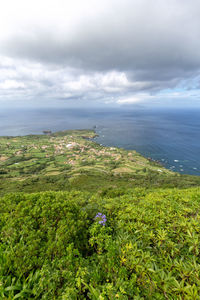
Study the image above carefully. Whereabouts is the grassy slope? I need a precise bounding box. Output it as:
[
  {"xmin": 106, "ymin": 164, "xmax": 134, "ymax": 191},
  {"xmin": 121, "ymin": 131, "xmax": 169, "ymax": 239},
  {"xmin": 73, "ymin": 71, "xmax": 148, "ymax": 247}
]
[
  {"xmin": 1, "ymin": 130, "xmax": 200, "ymax": 298},
  {"xmin": 0, "ymin": 129, "xmax": 200, "ymax": 195},
  {"xmin": 1, "ymin": 187, "xmax": 200, "ymax": 299}
]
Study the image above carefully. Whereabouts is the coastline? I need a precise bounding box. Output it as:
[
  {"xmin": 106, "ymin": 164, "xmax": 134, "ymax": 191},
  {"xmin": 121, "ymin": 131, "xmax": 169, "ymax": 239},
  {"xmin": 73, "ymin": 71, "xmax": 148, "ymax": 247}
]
[
  {"xmin": 1, "ymin": 107, "xmax": 200, "ymax": 176},
  {"xmin": 0, "ymin": 128, "xmax": 199, "ymax": 178}
]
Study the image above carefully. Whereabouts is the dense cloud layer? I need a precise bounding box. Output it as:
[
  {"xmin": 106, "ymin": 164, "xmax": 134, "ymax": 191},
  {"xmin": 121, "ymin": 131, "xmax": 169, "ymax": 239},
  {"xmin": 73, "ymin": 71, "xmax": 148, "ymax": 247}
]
[{"xmin": 0, "ymin": 0, "xmax": 200, "ymax": 106}]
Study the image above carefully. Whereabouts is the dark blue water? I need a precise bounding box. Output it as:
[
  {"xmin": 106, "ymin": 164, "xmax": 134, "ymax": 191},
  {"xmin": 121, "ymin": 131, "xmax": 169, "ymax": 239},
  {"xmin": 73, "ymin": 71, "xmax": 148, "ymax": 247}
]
[{"xmin": 0, "ymin": 107, "xmax": 199, "ymax": 176}]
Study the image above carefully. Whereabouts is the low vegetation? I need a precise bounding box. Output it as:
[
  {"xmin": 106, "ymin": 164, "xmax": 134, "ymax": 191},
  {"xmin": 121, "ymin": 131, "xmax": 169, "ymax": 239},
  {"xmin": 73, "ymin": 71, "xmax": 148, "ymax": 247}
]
[
  {"xmin": 1, "ymin": 130, "xmax": 200, "ymax": 299},
  {"xmin": 1, "ymin": 188, "xmax": 200, "ymax": 299}
]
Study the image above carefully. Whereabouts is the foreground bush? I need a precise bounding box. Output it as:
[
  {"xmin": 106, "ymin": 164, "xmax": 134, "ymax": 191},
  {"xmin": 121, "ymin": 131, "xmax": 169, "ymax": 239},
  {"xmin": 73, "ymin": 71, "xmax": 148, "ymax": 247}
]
[{"xmin": 0, "ymin": 188, "xmax": 200, "ymax": 299}]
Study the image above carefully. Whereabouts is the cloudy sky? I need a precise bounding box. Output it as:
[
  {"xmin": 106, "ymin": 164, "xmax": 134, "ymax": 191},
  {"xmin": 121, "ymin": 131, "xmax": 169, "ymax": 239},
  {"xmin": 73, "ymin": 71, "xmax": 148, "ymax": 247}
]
[{"xmin": 1, "ymin": 0, "xmax": 200, "ymax": 108}]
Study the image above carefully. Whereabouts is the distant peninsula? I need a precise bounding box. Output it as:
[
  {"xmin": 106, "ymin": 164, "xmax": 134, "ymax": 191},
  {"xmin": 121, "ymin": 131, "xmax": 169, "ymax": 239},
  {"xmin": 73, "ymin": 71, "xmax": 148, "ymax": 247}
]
[{"xmin": 0, "ymin": 129, "xmax": 200, "ymax": 195}]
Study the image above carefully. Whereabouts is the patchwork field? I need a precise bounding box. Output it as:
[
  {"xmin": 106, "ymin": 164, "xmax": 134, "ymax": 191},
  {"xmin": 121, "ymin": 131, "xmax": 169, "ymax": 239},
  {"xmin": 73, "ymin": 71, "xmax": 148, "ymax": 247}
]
[{"xmin": 0, "ymin": 129, "xmax": 200, "ymax": 195}]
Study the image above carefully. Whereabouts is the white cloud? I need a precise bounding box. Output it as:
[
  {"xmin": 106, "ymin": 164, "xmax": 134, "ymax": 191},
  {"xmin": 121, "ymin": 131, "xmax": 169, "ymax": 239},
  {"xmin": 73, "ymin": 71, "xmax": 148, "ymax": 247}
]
[
  {"xmin": 0, "ymin": 0, "xmax": 200, "ymax": 106},
  {"xmin": 117, "ymin": 94, "xmax": 152, "ymax": 104},
  {"xmin": 0, "ymin": 79, "xmax": 25, "ymax": 89}
]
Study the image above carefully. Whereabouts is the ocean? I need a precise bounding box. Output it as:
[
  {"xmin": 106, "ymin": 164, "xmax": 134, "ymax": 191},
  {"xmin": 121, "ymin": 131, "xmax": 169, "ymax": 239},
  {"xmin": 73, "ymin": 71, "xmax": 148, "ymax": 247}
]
[{"xmin": 0, "ymin": 106, "xmax": 200, "ymax": 176}]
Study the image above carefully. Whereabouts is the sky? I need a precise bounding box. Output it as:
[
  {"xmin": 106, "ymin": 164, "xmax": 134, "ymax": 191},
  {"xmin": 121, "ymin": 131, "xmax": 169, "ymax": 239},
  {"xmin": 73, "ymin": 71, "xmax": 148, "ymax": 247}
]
[{"xmin": 1, "ymin": 0, "xmax": 200, "ymax": 108}]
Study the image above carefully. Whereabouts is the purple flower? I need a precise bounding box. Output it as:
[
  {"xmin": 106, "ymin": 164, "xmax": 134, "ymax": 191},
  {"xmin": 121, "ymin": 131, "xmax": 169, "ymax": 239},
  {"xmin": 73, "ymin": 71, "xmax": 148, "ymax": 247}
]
[{"xmin": 95, "ymin": 213, "xmax": 107, "ymax": 226}]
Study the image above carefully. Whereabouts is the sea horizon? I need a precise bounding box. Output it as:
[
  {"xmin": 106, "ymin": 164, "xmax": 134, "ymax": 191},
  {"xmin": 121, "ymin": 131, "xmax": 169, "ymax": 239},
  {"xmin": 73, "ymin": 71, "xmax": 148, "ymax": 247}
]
[{"xmin": 0, "ymin": 106, "xmax": 200, "ymax": 176}]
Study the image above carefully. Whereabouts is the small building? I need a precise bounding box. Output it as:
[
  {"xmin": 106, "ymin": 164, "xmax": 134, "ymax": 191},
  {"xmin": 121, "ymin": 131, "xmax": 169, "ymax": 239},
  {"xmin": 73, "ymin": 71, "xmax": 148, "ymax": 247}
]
[{"xmin": 43, "ymin": 130, "xmax": 52, "ymax": 135}]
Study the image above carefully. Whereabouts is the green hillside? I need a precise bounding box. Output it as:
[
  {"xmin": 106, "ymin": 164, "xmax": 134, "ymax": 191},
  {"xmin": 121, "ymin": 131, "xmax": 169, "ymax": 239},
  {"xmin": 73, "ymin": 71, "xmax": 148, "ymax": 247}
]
[
  {"xmin": 1, "ymin": 188, "xmax": 200, "ymax": 299},
  {"xmin": 1, "ymin": 130, "xmax": 200, "ymax": 299}
]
